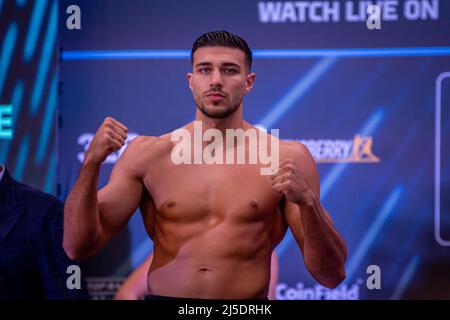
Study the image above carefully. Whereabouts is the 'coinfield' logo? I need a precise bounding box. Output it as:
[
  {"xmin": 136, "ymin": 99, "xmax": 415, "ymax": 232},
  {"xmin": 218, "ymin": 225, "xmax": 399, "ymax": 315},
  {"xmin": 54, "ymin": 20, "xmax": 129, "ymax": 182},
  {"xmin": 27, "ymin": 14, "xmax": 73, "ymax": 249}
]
[
  {"xmin": 0, "ymin": 105, "xmax": 13, "ymax": 139},
  {"xmin": 276, "ymin": 281, "xmax": 361, "ymax": 300},
  {"xmin": 300, "ymin": 135, "xmax": 380, "ymax": 163}
]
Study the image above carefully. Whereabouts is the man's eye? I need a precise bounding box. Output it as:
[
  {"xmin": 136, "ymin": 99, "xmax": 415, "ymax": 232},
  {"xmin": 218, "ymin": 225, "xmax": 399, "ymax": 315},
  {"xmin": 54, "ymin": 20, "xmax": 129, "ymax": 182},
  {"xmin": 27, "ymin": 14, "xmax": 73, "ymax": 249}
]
[
  {"xmin": 199, "ymin": 68, "xmax": 210, "ymax": 74},
  {"xmin": 224, "ymin": 69, "xmax": 237, "ymax": 75}
]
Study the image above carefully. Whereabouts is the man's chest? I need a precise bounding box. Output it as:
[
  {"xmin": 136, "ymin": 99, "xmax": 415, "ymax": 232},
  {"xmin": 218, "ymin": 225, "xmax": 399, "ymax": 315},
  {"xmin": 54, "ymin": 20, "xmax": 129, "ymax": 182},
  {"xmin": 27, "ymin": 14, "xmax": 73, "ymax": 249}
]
[{"xmin": 143, "ymin": 164, "xmax": 282, "ymax": 221}]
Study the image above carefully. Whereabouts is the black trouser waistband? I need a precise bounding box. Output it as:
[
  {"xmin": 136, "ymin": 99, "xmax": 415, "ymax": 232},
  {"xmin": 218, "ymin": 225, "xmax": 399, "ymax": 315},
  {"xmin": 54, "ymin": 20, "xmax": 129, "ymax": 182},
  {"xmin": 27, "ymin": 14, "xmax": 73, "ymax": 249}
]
[{"xmin": 144, "ymin": 294, "xmax": 268, "ymax": 301}]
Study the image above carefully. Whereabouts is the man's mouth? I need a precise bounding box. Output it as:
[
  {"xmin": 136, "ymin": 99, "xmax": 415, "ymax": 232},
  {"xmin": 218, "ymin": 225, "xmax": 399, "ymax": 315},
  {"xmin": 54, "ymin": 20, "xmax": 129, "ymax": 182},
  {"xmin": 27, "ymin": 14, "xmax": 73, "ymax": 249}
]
[
  {"xmin": 206, "ymin": 92, "xmax": 226, "ymax": 101},
  {"xmin": 206, "ymin": 92, "xmax": 225, "ymax": 97}
]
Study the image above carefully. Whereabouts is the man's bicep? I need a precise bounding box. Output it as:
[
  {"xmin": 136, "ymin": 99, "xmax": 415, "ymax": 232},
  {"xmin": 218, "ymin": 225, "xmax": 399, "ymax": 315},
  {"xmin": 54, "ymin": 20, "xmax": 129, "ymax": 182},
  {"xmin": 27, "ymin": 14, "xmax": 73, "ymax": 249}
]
[
  {"xmin": 279, "ymin": 142, "xmax": 319, "ymax": 254},
  {"xmin": 282, "ymin": 199, "xmax": 305, "ymax": 253},
  {"xmin": 294, "ymin": 142, "xmax": 321, "ymax": 198},
  {"xmin": 97, "ymin": 155, "xmax": 143, "ymax": 240}
]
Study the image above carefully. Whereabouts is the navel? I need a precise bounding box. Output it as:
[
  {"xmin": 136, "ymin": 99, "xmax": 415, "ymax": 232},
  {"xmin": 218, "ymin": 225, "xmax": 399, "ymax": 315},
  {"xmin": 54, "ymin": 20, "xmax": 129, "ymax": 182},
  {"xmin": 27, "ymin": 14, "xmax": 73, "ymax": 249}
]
[{"xmin": 198, "ymin": 267, "xmax": 212, "ymax": 273}]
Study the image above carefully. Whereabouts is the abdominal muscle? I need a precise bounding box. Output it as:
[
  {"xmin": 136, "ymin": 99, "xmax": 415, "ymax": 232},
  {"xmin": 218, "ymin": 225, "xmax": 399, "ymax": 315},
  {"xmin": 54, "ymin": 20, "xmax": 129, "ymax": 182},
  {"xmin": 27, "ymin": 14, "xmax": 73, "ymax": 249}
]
[{"xmin": 146, "ymin": 218, "xmax": 274, "ymax": 299}]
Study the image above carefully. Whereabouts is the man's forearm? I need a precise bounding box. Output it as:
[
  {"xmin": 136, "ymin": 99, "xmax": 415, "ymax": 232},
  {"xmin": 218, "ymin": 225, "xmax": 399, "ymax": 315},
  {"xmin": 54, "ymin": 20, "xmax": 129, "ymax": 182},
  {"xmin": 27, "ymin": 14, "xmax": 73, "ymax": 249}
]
[
  {"xmin": 63, "ymin": 160, "xmax": 102, "ymax": 259},
  {"xmin": 298, "ymin": 195, "xmax": 346, "ymax": 287}
]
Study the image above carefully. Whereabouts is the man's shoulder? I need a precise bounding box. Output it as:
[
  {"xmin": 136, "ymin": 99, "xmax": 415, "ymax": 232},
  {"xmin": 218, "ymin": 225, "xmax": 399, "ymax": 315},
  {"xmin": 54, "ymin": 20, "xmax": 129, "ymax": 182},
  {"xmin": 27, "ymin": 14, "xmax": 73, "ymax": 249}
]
[
  {"xmin": 124, "ymin": 135, "xmax": 174, "ymax": 159},
  {"xmin": 279, "ymin": 139, "xmax": 312, "ymax": 162}
]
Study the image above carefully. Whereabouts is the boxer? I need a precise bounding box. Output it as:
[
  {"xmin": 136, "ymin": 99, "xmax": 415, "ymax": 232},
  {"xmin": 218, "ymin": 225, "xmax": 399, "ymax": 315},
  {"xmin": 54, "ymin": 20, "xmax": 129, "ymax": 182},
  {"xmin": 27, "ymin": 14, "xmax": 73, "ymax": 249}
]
[{"xmin": 63, "ymin": 30, "xmax": 347, "ymax": 299}]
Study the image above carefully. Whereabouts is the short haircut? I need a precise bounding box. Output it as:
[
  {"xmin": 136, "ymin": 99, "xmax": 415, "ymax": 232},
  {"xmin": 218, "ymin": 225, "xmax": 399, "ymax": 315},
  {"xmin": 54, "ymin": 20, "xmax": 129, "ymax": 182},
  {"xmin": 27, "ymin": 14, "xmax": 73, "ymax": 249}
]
[{"xmin": 191, "ymin": 30, "xmax": 253, "ymax": 71}]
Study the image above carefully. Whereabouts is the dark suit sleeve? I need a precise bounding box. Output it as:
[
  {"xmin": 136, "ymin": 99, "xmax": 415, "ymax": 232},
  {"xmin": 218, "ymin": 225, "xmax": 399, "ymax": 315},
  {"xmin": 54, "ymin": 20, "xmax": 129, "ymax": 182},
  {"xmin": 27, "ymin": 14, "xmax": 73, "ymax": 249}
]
[{"xmin": 36, "ymin": 200, "xmax": 90, "ymax": 300}]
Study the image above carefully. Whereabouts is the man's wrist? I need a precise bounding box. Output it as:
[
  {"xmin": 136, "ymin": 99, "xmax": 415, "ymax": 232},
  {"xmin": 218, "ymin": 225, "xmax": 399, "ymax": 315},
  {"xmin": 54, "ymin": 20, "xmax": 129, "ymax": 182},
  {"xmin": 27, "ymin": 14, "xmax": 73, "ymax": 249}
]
[
  {"xmin": 82, "ymin": 154, "xmax": 102, "ymax": 170},
  {"xmin": 297, "ymin": 191, "xmax": 320, "ymax": 209}
]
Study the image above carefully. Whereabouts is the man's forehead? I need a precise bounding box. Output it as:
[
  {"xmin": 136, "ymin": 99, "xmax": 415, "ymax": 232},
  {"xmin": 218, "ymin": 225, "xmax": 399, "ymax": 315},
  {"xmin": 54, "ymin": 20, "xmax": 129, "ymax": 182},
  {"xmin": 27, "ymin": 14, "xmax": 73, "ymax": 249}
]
[{"xmin": 193, "ymin": 46, "xmax": 246, "ymax": 66}]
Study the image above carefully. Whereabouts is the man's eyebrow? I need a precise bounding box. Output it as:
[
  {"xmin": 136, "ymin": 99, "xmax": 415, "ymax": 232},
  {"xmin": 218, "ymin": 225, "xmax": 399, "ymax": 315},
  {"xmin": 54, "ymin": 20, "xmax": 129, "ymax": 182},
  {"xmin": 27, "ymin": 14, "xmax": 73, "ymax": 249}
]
[
  {"xmin": 195, "ymin": 62, "xmax": 213, "ymax": 68},
  {"xmin": 194, "ymin": 62, "xmax": 241, "ymax": 68},
  {"xmin": 222, "ymin": 63, "xmax": 241, "ymax": 69}
]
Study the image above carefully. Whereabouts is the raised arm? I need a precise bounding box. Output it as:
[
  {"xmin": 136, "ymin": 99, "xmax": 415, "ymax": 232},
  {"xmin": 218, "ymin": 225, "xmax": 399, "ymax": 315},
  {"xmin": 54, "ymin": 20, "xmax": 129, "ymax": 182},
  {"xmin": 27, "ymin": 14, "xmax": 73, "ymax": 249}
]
[
  {"xmin": 63, "ymin": 117, "xmax": 144, "ymax": 260},
  {"xmin": 273, "ymin": 142, "xmax": 347, "ymax": 288}
]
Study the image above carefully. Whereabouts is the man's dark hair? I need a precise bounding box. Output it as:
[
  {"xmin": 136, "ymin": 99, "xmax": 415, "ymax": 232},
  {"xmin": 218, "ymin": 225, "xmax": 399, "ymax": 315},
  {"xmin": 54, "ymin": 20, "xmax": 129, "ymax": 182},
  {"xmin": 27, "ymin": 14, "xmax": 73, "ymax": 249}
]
[{"xmin": 191, "ymin": 30, "xmax": 253, "ymax": 71}]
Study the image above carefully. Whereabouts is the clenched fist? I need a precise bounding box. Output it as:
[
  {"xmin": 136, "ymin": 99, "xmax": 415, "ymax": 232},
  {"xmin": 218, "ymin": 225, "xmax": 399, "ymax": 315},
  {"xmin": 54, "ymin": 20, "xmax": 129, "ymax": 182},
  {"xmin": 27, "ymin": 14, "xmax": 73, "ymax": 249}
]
[
  {"xmin": 271, "ymin": 158, "xmax": 316, "ymax": 206},
  {"xmin": 84, "ymin": 117, "xmax": 128, "ymax": 165}
]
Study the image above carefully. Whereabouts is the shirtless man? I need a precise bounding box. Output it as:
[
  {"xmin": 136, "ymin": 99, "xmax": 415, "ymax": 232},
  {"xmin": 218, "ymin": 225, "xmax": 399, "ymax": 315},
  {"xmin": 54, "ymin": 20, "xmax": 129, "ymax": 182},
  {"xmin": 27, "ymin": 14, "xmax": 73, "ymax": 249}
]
[{"xmin": 63, "ymin": 30, "xmax": 347, "ymax": 299}]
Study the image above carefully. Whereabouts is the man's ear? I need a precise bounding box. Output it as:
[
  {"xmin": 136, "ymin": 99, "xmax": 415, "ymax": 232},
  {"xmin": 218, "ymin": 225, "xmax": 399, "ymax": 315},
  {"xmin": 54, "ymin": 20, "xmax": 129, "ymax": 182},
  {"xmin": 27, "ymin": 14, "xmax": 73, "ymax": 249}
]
[
  {"xmin": 187, "ymin": 72, "xmax": 193, "ymax": 91},
  {"xmin": 244, "ymin": 72, "xmax": 256, "ymax": 95}
]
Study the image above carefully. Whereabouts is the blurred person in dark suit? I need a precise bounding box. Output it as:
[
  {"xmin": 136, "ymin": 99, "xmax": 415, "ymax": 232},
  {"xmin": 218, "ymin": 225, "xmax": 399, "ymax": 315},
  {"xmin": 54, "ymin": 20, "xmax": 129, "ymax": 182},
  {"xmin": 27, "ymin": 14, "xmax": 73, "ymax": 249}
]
[{"xmin": 0, "ymin": 165, "xmax": 88, "ymax": 299}]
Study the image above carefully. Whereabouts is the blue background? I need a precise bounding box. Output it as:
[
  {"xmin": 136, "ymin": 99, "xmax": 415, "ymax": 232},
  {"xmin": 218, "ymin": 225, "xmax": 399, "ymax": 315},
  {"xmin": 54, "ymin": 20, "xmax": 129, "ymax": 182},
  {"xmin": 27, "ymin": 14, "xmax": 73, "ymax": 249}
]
[
  {"xmin": 0, "ymin": 0, "xmax": 450, "ymax": 299},
  {"xmin": 47, "ymin": 0, "xmax": 450, "ymax": 299}
]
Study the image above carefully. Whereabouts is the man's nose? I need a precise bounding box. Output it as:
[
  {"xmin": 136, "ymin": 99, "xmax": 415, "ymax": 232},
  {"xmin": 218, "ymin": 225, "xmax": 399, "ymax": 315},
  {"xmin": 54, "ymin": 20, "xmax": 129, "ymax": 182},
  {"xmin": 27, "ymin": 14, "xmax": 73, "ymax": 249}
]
[{"xmin": 210, "ymin": 69, "xmax": 224, "ymax": 88}]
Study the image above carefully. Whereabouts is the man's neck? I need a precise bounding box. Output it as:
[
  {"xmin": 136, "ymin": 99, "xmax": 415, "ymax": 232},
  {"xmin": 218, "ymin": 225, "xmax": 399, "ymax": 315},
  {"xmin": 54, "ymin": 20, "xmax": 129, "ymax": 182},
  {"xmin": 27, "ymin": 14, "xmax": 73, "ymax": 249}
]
[{"xmin": 194, "ymin": 107, "xmax": 248, "ymax": 133}]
